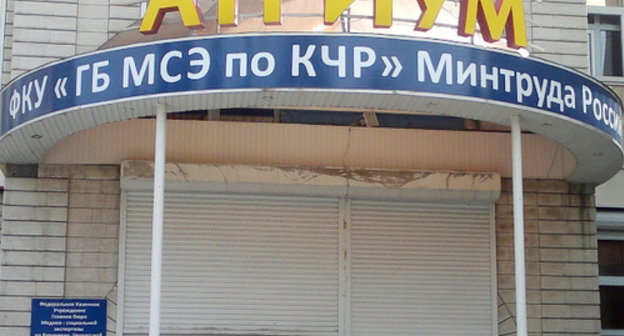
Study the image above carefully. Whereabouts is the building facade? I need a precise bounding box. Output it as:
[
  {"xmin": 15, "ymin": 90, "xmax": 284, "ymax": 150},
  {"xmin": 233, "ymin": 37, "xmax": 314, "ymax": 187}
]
[{"xmin": 0, "ymin": 1, "xmax": 622, "ymax": 336}]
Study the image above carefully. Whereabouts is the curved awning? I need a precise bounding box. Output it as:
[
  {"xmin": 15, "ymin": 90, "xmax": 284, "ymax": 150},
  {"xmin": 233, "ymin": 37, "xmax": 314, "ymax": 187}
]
[{"xmin": 0, "ymin": 33, "xmax": 622, "ymax": 183}]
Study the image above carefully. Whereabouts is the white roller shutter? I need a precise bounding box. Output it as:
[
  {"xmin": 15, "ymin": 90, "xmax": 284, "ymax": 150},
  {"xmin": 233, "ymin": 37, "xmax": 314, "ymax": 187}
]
[
  {"xmin": 350, "ymin": 200, "xmax": 494, "ymax": 336},
  {"xmin": 121, "ymin": 190, "xmax": 495, "ymax": 336},
  {"xmin": 123, "ymin": 192, "xmax": 340, "ymax": 335}
]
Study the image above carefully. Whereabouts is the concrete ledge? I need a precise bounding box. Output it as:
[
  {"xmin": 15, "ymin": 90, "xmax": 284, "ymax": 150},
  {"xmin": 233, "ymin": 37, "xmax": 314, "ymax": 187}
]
[{"xmin": 121, "ymin": 161, "xmax": 501, "ymax": 203}]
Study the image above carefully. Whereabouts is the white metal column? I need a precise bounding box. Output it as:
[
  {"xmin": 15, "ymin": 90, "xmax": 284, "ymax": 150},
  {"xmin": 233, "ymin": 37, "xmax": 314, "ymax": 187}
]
[
  {"xmin": 511, "ymin": 115, "xmax": 527, "ymax": 336},
  {"xmin": 149, "ymin": 104, "xmax": 167, "ymax": 336}
]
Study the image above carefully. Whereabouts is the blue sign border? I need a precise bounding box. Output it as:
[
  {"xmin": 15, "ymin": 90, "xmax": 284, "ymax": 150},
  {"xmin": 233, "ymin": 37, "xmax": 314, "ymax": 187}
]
[
  {"xmin": 30, "ymin": 298, "xmax": 107, "ymax": 336},
  {"xmin": 1, "ymin": 33, "xmax": 622, "ymax": 145}
]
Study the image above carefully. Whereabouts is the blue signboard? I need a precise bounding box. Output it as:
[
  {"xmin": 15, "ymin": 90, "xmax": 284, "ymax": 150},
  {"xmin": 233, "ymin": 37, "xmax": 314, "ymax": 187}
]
[
  {"xmin": 31, "ymin": 299, "xmax": 106, "ymax": 336},
  {"xmin": 1, "ymin": 34, "xmax": 622, "ymax": 144}
]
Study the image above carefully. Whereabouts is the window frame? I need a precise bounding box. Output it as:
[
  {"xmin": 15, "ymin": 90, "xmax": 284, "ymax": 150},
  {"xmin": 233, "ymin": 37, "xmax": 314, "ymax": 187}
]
[
  {"xmin": 597, "ymin": 210, "xmax": 624, "ymax": 336},
  {"xmin": 588, "ymin": 6, "xmax": 624, "ymax": 84}
]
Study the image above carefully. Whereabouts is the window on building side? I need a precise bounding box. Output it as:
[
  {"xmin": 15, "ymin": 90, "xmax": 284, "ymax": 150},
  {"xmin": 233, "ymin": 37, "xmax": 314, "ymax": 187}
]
[
  {"xmin": 597, "ymin": 211, "xmax": 624, "ymax": 336},
  {"xmin": 588, "ymin": 7, "xmax": 624, "ymax": 79}
]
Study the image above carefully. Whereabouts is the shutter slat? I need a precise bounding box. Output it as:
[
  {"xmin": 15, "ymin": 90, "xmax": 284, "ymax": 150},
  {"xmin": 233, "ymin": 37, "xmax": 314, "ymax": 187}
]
[
  {"xmin": 124, "ymin": 192, "xmax": 340, "ymax": 335},
  {"xmin": 350, "ymin": 200, "xmax": 493, "ymax": 336},
  {"xmin": 123, "ymin": 193, "xmax": 494, "ymax": 336}
]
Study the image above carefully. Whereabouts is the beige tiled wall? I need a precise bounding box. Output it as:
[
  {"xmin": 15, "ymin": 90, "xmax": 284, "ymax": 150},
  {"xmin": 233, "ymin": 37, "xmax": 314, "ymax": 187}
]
[
  {"xmin": 0, "ymin": 165, "xmax": 120, "ymax": 336},
  {"xmin": 496, "ymin": 179, "xmax": 600, "ymax": 336},
  {"xmin": 527, "ymin": 0, "xmax": 589, "ymax": 72},
  {"xmin": 3, "ymin": 0, "xmax": 140, "ymax": 83}
]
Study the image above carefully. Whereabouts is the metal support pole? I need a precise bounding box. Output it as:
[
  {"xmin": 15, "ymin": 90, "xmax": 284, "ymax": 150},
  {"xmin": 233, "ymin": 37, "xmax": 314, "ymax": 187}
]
[
  {"xmin": 511, "ymin": 115, "xmax": 528, "ymax": 336},
  {"xmin": 149, "ymin": 104, "xmax": 167, "ymax": 336}
]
